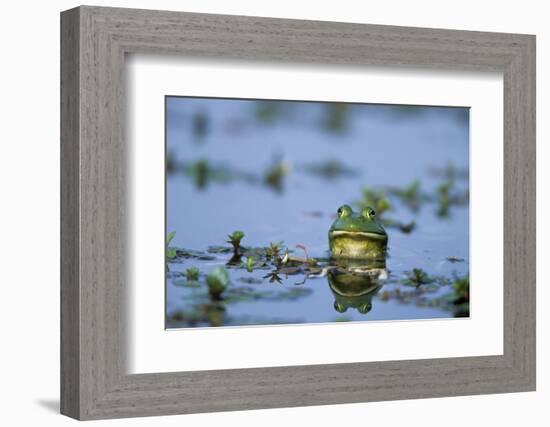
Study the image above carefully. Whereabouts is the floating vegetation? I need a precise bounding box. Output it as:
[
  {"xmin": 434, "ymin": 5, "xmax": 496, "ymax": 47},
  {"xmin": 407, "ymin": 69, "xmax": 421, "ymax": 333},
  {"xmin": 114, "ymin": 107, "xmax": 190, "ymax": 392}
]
[
  {"xmin": 436, "ymin": 181, "xmax": 451, "ymax": 217},
  {"xmin": 166, "ymin": 150, "xmax": 176, "ymax": 173},
  {"xmin": 180, "ymin": 159, "xmax": 257, "ymax": 190},
  {"xmin": 166, "ymin": 230, "xmax": 469, "ymax": 327},
  {"xmin": 388, "ymin": 104, "xmax": 424, "ymax": 117},
  {"xmin": 191, "ymin": 109, "xmax": 209, "ymax": 141},
  {"xmin": 174, "ymin": 248, "xmax": 216, "ymax": 261},
  {"xmin": 387, "ymin": 178, "xmax": 427, "ymax": 212},
  {"xmin": 381, "ymin": 218, "xmax": 416, "ymax": 234},
  {"xmin": 185, "ymin": 267, "xmax": 200, "ymax": 281},
  {"xmin": 264, "ymin": 158, "xmax": 291, "ymax": 193},
  {"xmin": 301, "ymin": 159, "xmax": 358, "ymax": 180},
  {"xmin": 356, "ymin": 186, "xmax": 391, "ymax": 216},
  {"xmin": 429, "ymin": 162, "xmax": 469, "ymax": 182},
  {"xmin": 173, "ymin": 279, "xmax": 202, "ymax": 289},
  {"xmin": 207, "ymin": 246, "xmax": 233, "ymax": 254},
  {"xmin": 254, "ymin": 101, "xmax": 282, "ymax": 124},
  {"xmin": 402, "ymin": 268, "xmax": 435, "ymax": 287},
  {"xmin": 238, "ymin": 277, "xmax": 263, "ymax": 285},
  {"xmin": 323, "ymin": 103, "xmax": 351, "ymax": 133},
  {"xmin": 348, "ymin": 171, "xmax": 469, "ymax": 232}
]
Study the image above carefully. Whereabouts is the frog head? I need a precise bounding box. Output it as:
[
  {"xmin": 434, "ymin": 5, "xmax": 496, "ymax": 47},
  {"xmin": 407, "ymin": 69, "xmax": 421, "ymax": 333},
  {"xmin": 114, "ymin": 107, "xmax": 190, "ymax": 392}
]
[{"xmin": 329, "ymin": 205, "xmax": 388, "ymax": 259}]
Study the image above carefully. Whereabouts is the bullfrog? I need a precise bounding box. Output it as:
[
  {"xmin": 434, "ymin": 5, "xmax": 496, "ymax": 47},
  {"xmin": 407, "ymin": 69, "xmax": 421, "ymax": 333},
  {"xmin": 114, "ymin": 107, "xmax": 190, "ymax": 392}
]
[{"xmin": 329, "ymin": 205, "xmax": 388, "ymax": 259}]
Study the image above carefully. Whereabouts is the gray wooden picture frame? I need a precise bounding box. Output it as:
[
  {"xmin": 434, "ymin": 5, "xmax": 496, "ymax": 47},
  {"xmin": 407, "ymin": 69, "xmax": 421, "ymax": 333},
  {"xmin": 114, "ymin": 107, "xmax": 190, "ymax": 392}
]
[{"xmin": 60, "ymin": 5, "xmax": 536, "ymax": 420}]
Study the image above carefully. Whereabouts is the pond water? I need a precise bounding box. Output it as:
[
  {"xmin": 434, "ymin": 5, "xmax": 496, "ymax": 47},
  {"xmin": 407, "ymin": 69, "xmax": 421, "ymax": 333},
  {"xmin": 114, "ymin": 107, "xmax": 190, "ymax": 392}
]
[{"xmin": 165, "ymin": 97, "xmax": 469, "ymax": 328}]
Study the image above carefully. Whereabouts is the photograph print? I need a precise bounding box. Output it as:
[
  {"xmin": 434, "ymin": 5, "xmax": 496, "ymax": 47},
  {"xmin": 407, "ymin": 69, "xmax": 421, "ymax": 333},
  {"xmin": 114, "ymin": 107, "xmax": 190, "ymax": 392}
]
[{"xmin": 165, "ymin": 96, "xmax": 470, "ymax": 329}]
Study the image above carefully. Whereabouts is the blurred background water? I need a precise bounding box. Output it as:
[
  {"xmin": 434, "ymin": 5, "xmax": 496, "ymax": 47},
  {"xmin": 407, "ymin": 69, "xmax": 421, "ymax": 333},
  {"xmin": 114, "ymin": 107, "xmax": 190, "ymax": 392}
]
[{"xmin": 165, "ymin": 97, "xmax": 470, "ymax": 328}]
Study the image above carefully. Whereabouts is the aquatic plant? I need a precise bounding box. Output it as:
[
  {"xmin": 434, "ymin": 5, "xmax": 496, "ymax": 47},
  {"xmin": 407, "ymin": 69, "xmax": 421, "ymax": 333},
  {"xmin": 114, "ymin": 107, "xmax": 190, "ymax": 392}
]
[
  {"xmin": 192, "ymin": 109, "xmax": 209, "ymax": 141},
  {"xmin": 389, "ymin": 178, "xmax": 425, "ymax": 212},
  {"xmin": 301, "ymin": 159, "xmax": 358, "ymax": 180},
  {"xmin": 254, "ymin": 101, "xmax": 281, "ymax": 123},
  {"xmin": 430, "ymin": 162, "xmax": 468, "ymax": 183},
  {"xmin": 436, "ymin": 181, "xmax": 452, "ymax": 217},
  {"xmin": 166, "ymin": 231, "xmax": 177, "ymax": 259},
  {"xmin": 323, "ymin": 103, "xmax": 350, "ymax": 133},
  {"xmin": 263, "ymin": 271, "xmax": 283, "ymax": 284},
  {"xmin": 206, "ymin": 266, "xmax": 230, "ymax": 299},
  {"xmin": 281, "ymin": 245, "xmax": 318, "ymax": 267},
  {"xmin": 166, "ymin": 150, "xmax": 176, "ymax": 174},
  {"xmin": 381, "ymin": 218, "xmax": 416, "ymax": 234},
  {"xmin": 182, "ymin": 160, "xmax": 257, "ymax": 190},
  {"xmin": 245, "ymin": 256, "xmax": 255, "ymax": 272},
  {"xmin": 265, "ymin": 241, "xmax": 284, "ymax": 264},
  {"xmin": 452, "ymin": 275, "xmax": 470, "ymax": 304},
  {"xmin": 226, "ymin": 230, "xmax": 245, "ymax": 254},
  {"xmin": 185, "ymin": 267, "xmax": 200, "ymax": 281},
  {"xmin": 403, "ymin": 268, "xmax": 435, "ymax": 287},
  {"xmin": 356, "ymin": 186, "xmax": 391, "ymax": 216},
  {"xmin": 264, "ymin": 158, "xmax": 291, "ymax": 193}
]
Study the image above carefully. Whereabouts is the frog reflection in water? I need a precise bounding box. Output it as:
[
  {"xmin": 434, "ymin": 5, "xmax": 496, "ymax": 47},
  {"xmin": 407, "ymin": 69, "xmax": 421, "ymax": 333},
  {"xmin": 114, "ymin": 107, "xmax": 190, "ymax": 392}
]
[
  {"xmin": 328, "ymin": 259, "xmax": 386, "ymax": 314},
  {"xmin": 329, "ymin": 205, "xmax": 388, "ymax": 259}
]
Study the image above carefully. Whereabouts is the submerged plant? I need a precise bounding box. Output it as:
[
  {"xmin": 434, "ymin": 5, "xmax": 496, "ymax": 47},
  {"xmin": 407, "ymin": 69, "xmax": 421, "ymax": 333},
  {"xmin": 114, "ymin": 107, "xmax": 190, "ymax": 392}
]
[
  {"xmin": 166, "ymin": 231, "xmax": 177, "ymax": 259},
  {"xmin": 206, "ymin": 266, "xmax": 230, "ymax": 299}
]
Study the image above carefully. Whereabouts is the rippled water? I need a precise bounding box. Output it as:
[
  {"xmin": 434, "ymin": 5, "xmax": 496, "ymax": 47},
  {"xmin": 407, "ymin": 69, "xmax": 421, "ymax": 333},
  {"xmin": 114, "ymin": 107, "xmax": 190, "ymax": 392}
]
[{"xmin": 165, "ymin": 97, "xmax": 469, "ymax": 328}]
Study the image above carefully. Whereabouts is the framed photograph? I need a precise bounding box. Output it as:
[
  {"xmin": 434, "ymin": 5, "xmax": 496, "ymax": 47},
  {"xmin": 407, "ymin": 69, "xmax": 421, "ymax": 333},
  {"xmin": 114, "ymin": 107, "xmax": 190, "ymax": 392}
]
[{"xmin": 60, "ymin": 6, "xmax": 535, "ymax": 420}]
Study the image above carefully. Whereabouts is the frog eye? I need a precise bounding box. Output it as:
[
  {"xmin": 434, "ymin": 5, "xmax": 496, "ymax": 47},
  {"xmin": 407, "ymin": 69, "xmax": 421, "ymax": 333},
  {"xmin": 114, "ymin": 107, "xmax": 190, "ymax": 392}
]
[
  {"xmin": 358, "ymin": 302, "xmax": 372, "ymax": 314},
  {"xmin": 337, "ymin": 204, "xmax": 352, "ymax": 218},
  {"xmin": 362, "ymin": 207, "xmax": 376, "ymax": 220},
  {"xmin": 334, "ymin": 301, "xmax": 347, "ymax": 313}
]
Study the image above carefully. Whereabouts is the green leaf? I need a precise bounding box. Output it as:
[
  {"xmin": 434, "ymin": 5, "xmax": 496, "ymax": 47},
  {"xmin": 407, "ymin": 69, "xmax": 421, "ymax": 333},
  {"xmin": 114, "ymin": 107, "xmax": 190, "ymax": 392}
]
[
  {"xmin": 166, "ymin": 248, "xmax": 177, "ymax": 259},
  {"xmin": 166, "ymin": 231, "xmax": 176, "ymax": 245}
]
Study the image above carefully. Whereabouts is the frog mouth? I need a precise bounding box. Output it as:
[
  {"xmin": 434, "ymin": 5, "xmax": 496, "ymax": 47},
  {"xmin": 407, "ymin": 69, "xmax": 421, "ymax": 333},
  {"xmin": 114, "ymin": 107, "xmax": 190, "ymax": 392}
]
[{"xmin": 330, "ymin": 230, "xmax": 387, "ymax": 240}]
